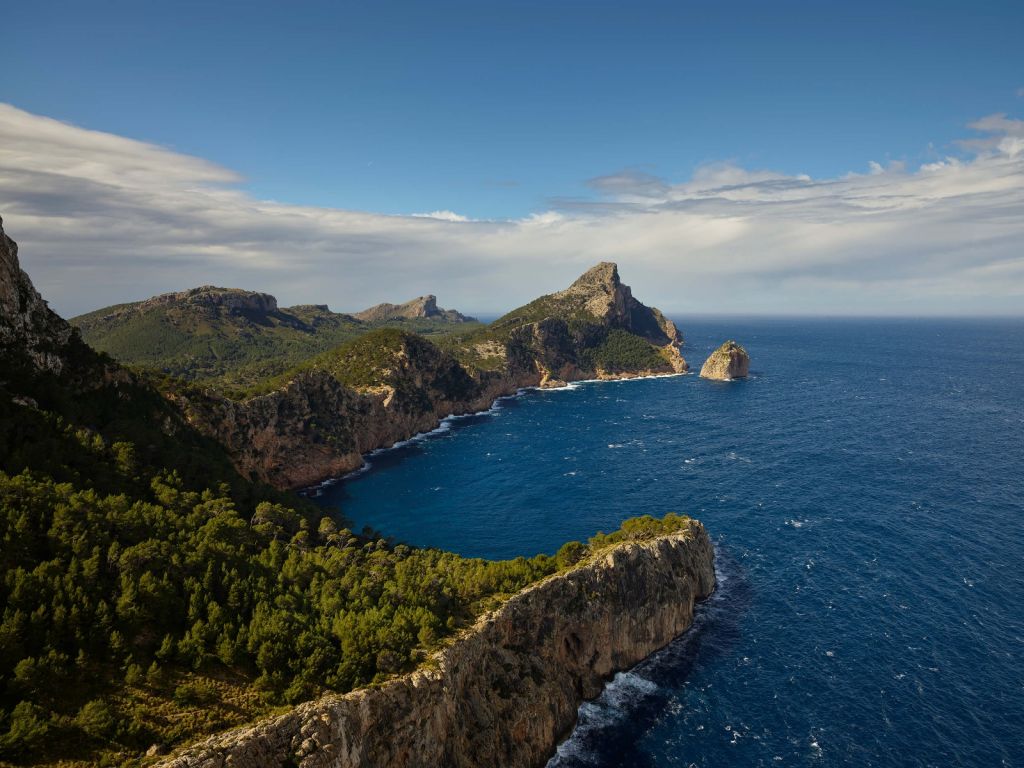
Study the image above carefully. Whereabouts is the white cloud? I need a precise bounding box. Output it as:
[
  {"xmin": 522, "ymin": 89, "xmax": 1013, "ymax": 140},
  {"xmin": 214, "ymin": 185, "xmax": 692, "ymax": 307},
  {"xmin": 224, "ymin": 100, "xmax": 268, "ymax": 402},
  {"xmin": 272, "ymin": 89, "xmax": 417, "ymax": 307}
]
[
  {"xmin": 411, "ymin": 210, "xmax": 472, "ymax": 222},
  {"xmin": 1, "ymin": 102, "xmax": 1022, "ymax": 317}
]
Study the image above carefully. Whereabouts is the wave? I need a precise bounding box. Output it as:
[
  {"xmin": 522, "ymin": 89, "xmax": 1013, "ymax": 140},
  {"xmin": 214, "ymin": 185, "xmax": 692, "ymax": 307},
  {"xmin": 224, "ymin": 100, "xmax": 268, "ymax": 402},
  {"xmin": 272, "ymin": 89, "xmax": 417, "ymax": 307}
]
[{"xmin": 547, "ymin": 546, "xmax": 732, "ymax": 767}]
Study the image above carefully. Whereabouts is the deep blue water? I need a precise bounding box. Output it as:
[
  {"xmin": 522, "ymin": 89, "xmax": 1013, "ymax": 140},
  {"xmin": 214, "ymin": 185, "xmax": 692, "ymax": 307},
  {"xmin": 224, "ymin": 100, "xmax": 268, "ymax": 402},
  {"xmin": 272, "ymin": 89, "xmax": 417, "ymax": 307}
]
[{"xmin": 315, "ymin": 318, "xmax": 1024, "ymax": 767}]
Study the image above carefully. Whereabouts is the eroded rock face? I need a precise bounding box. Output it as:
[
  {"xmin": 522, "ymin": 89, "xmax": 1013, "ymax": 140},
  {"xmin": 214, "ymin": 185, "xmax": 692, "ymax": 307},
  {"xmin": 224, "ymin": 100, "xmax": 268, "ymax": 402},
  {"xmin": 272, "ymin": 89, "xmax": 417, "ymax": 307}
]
[
  {"xmin": 0, "ymin": 216, "xmax": 76, "ymax": 376},
  {"xmin": 172, "ymin": 338, "xmax": 525, "ymax": 489},
  {"xmin": 159, "ymin": 521, "xmax": 716, "ymax": 768},
  {"xmin": 553, "ymin": 262, "xmax": 683, "ymax": 348},
  {"xmin": 699, "ymin": 340, "xmax": 750, "ymax": 380}
]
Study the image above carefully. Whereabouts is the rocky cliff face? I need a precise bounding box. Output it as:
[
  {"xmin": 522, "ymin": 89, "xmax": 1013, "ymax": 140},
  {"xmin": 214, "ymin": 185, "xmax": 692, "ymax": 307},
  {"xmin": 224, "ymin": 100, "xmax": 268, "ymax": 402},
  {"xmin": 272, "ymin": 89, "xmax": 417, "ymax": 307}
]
[
  {"xmin": 171, "ymin": 331, "xmax": 521, "ymax": 488},
  {"xmin": 0, "ymin": 216, "xmax": 78, "ymax": 376},
  {"xmin": 159, "ymin": 520, "xmax": 716, "ymax": 768},
  {"xmin": 553, "ymin": 262, "xmax": 683, "ymax": 348},
  {"xmin": 490, "ymin": 263, "xmax": 687, "ymax": 385},
  {"xmin": 699, "ymin": 340, "xmax": 750, "ymax": 380},
  {"xmin": 172, "ymin": 265, "xmax": 688, "ymax": 489},
  {"xmin": 354, "ymin": 294, "xmax": 475, "ymax": 323}
]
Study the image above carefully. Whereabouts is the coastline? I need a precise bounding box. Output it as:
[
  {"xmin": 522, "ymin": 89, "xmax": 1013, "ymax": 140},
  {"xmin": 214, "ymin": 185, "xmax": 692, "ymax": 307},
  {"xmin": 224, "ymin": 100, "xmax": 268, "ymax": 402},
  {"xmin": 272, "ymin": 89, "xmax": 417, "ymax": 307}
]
[
  {"xmin": 157, "ymin": 522, "xmax": 716, "ymax": 768},
  {"xmin": 302, "ymin": 370, "xmax": 691, "ymax": 494}
]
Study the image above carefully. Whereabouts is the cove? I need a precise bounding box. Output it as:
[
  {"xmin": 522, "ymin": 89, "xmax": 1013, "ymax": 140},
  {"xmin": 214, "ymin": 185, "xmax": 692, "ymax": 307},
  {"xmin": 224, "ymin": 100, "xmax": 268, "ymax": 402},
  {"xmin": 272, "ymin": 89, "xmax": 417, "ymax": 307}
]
[{"xmin": 315, "ymin": 317, "xmax": 1024, "ymax": 766}]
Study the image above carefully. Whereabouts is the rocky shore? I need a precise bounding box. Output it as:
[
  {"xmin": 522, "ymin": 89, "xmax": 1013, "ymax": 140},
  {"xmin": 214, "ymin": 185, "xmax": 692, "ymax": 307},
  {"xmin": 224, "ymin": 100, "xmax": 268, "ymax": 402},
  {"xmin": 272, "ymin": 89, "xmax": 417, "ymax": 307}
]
[{"xmin": 158, "ymin": 520, "xmax": 716, "ymax": 768}]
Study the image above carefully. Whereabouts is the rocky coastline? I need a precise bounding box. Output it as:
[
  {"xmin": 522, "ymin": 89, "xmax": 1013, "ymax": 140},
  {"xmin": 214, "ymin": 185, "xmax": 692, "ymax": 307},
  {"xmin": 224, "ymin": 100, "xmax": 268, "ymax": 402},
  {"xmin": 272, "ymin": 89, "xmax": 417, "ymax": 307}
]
[{"xmin": 157, "ymin": 520, "xmax": 716, "ymax": 768}]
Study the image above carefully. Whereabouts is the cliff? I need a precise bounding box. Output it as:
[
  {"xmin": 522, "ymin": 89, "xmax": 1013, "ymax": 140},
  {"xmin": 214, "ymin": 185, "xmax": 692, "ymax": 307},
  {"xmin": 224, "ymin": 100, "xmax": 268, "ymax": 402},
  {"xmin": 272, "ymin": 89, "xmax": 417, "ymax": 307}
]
[
  {"xmin": 485, "ymin": 262, "xmax": 687, "ymax": 385},
  {"xmin": 170, "ymin": 330, "xmax": 516, "ymax": 488},
  {"xmin": 0, "ymin": 215, "xmax": 79, "ymax": 378},
  {"xmin": 699, "ymin": 340, "xmax": 750, "ymax": 381},
  {"xmin": 353, "ymin": 294, "xmax": 475, "ymax": 323},
  {"xmin": 168, "ymin": 265, "xmax": 688, "ymax": 488},
  {"xmin": 159, "ymin": 520, "xmax": 716, "ymax": 768}
]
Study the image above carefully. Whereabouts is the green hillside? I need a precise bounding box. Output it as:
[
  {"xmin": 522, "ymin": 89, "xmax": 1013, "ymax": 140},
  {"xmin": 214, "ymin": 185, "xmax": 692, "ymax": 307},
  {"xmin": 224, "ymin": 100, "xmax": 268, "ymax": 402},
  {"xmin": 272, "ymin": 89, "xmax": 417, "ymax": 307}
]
[
  {"xmin": 72, "ymin": 289, "xmax": 483, "ymax": 391},
  {"xmin": 2, "ymin": 221, "xmax": 680, "ymax": 766}
]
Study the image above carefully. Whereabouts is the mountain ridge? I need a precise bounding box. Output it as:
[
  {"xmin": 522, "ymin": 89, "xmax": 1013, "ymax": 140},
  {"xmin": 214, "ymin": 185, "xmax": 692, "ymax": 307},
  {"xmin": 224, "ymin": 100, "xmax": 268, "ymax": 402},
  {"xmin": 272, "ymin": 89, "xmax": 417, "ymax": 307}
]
[{"xmin": 353, "ymin": 294, "xmax": 476, "ymax": 323}]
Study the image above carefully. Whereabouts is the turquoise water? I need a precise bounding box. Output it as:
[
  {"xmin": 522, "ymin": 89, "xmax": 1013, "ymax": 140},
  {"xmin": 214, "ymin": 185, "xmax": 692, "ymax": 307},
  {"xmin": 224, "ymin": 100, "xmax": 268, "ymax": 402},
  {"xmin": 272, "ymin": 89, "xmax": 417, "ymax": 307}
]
[{"xmin": 316, "ymin": 318, "xmax": 1024, "ymax": 767}]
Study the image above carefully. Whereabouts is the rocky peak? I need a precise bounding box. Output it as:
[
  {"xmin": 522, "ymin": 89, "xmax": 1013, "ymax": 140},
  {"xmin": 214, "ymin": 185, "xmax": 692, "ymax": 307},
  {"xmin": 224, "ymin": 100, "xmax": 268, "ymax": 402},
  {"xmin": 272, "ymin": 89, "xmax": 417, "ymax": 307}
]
[
  {"xmin": 0, "ymin": 216, "xmax": 76, "ymax": 376},
  {"xmin": 353, "ymin": 295, "xmax": 474, "ymax": 323},
  {"xmin": 554, "ymin": 262, "xmax": 682, "ymax": 348},
  {"xmin": 566, "ymin": 261, "xmax": 621, "ymax": 293}
]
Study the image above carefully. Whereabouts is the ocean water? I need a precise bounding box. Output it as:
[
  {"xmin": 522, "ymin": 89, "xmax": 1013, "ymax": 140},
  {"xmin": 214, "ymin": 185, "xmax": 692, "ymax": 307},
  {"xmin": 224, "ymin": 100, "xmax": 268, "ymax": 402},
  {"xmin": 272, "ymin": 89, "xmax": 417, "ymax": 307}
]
[{"xmin": 315, "ymin": 318, "xmax": 1024, "ymax": 767}]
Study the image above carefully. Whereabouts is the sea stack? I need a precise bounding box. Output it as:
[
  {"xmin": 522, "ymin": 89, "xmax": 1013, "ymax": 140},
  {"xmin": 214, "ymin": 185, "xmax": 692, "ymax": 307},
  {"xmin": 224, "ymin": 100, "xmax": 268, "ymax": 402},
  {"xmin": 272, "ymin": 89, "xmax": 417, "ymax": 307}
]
[{"xmin": 700, "ymin": 340, "xmax": 750, "ymax": 380}]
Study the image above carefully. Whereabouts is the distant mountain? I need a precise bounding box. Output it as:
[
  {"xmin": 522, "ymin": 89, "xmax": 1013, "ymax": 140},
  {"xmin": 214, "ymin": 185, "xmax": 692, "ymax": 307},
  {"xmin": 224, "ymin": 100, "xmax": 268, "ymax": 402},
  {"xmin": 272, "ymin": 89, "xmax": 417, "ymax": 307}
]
[
  {"xmin": 72, "ymin": 288, "xmax": 481, "ymax": 389},
  {"xmin": 353, "ymin": 294, "xmax": 476, "ymax": 323}
]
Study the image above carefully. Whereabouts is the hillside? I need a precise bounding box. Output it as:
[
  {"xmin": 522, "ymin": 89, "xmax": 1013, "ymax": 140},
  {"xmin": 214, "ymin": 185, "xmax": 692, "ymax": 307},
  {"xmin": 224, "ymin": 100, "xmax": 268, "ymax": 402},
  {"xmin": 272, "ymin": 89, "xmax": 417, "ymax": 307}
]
[
  {"xmin": 454, "ymin": 261, "xmax": 687, "ymax": 385},
  {"xmin": 163, "ymin": 263, "xmax": 688, "ymax": 489},
  {"xmin": 72, "ymin": 289, "xmax": 482, "ymax": 389},
  {"xmin": 0, "ymin": 217, "xmax": 664, "ymax": 766}
]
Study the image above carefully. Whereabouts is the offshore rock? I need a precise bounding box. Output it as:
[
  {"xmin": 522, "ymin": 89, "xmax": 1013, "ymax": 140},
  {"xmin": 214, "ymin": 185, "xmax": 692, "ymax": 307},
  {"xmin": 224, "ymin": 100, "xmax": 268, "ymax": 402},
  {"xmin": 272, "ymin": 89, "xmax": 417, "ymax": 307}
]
[
  {"xmin": 158, "ymin": 520, "xmax": 716, "ymax": 768},
  {"xmin": 699, "ymin": 340, "xmax": 750, "ymax": 380}
]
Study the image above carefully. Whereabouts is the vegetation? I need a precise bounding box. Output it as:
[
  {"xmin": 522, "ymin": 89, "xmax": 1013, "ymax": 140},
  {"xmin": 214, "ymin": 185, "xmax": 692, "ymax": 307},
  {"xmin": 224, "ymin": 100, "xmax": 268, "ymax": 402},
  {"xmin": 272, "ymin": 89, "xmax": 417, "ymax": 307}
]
[
  {"xmin": 225, "ymin": 328, "xmax": 482, "ymax": 405},
  {"xmin": 487, "ymin": 293, "xmax": 601, "ymax": 339},
  {"xmin": 582, "ymin": 329, "xmax": 669, "ymax": 373},
  {"xmin": 0, "ymin": 342, "xmax": 690, "ymax": 765},
  {"xmin": 72, "ymin": 293, "xmax": 483, "ymax": 393}
]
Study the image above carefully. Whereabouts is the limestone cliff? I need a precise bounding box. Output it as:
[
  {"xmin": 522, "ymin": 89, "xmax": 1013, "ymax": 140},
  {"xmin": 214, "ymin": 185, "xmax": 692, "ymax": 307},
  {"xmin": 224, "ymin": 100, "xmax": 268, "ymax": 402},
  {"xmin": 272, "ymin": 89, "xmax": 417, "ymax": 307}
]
[
  {"xmin": 699, "ymin": 340, "xmax": 750, "ymax": 381},
  {"xmin": 0, "ymin": 215, "xmax": 79, "ymax": 377},
  {"xmin": 159, "ymin": 520, "xmax": 716, "ymax": 768},
  {"xmin": 488, "ymin": 262, "xmax": 687, "ymax": 383},
  {"xmin": 170, "ymin": 331, "xmax": 519, "ymax": 488},
  {"xmin": 353, "ymin": 294, "xmax": 475, "ymax": 323}
]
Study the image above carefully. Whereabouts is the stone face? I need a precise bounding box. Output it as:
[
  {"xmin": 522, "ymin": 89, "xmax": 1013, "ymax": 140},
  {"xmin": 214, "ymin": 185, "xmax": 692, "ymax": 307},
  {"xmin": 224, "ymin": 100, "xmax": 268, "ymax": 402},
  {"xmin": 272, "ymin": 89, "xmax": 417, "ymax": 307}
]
[
  {"xmin": 170, "ymin": 332, "xmax": 520, "ymax": 489},
  {"xmin": 158, "ymin": 521, "xmax": 716, "ymax": 768},
  {"xmin": 353, "ymin": 295, "xmax": 476, "ymax": 323},
  {"xmin": 0, "ymin": 216, "xmax": 77, "ymax": 376},
  {"xmin": 699, "ymin": 340, "xmax": 750, "ymax": 380},
  {"xmin": 550, "ymin": 262, "xmax": 683, "ymax": 348}
]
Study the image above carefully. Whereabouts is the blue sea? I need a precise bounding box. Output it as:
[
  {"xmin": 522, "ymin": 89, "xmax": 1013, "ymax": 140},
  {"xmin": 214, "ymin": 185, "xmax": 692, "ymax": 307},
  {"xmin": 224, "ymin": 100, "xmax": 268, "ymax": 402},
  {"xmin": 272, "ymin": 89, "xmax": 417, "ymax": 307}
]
[{"xmin": 315, "ymin": 318, "xmax": 1024, "ymax": 767}]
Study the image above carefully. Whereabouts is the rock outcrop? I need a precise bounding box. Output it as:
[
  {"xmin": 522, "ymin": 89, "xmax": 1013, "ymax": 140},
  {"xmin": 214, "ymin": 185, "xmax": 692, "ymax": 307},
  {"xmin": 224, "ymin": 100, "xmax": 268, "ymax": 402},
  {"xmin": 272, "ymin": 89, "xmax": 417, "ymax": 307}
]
[
  {"xmin": 159, "ymin": 520, "xmax": 716, "ymax": 768},
  {"xmin": 490, "ymin": 262, "xmax": 687, "ymax": 382},
  {"xmin": 0, "ymin": 216, "xmax": 78, "ymax": 376},
  {"xmin": 172, "ymin": 331, "xmax": 518, "ymax": 488},
  {"xmin": 552, "ymin": 262, "xmax": 683, "ymax": 347},
  {"xmin": 139, "ymin": 286, "xmax": 281, "ymax": 316},
  {"xmin": 354, "ymin": 295, "xmax": 475, "ymax": 323},
  {"xmin": 699, "ymin": 340, "xmax": 750, "ymax": 380}
]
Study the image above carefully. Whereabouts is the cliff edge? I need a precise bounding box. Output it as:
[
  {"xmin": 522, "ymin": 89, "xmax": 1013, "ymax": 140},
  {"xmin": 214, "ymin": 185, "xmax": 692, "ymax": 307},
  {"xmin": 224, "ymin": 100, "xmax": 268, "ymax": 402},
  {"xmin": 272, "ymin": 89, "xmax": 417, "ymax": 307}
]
[{"xmin": 159, "ymin": 520, "xmax": 716, "ymax": 768}]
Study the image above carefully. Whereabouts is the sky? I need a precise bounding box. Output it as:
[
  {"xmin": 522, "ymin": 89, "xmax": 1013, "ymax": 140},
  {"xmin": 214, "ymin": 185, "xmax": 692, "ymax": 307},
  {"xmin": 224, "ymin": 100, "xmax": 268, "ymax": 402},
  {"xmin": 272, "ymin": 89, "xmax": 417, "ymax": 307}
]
[{"xmin": 1, "ymin": 0, "xmax": 1023, "ymax": 317}]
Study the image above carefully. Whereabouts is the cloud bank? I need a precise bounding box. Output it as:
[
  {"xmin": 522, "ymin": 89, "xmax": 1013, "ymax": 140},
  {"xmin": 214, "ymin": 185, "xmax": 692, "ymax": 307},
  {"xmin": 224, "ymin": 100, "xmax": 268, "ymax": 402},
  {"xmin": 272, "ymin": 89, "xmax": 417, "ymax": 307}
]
[{"xmin": 1, "ymin": 102, "xmax": 1022, "ymax": 318}]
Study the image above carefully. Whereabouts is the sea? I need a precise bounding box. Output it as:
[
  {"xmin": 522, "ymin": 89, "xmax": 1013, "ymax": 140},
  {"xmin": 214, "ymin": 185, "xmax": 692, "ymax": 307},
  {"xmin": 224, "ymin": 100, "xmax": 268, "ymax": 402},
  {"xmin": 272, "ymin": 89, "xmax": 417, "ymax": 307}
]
[{"xmin": 314, "ymin": 317, "xmax": 1024, "ymax": 767}]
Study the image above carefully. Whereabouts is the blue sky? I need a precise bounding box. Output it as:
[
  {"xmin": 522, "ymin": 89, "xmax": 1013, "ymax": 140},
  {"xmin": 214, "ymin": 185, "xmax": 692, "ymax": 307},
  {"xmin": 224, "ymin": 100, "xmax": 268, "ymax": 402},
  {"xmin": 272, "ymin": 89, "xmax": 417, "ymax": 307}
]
[
  {"xmin": 1, "ymin": 1, "xmax": 1023, "ymax": 316},
  {"xmin": 7, "ymin": 0, "xmax": 1023, "ymax": 219}
]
